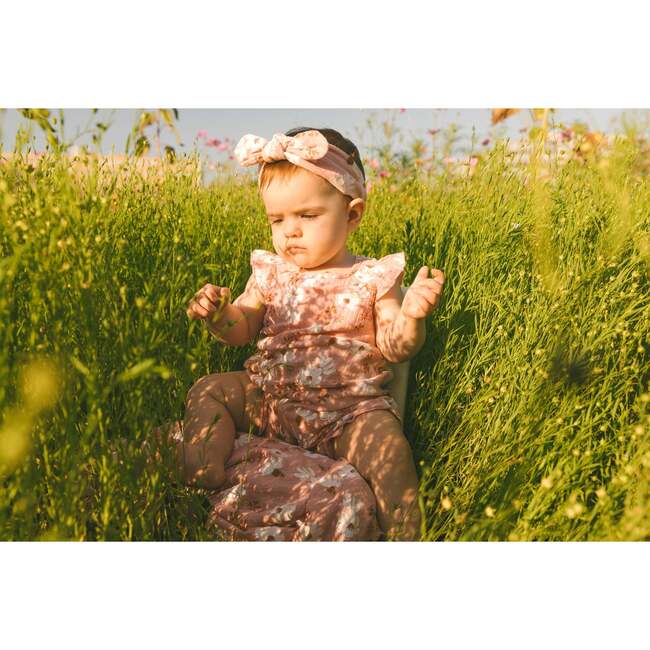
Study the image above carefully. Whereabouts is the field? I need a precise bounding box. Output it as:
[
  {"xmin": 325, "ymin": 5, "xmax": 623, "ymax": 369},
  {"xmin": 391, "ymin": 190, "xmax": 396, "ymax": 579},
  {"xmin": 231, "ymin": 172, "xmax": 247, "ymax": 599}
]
[{"xmin": 0, "ymin": 128, "xmax": 649, "ymax": 540}]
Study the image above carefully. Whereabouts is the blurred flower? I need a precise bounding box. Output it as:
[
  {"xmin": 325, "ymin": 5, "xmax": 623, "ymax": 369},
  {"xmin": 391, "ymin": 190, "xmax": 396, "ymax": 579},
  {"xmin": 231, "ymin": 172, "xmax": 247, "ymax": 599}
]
[
  {"xmin": 205, "ymin": 138, "xmax": 222, "ymax": 148},
  {"xmin": 442, "ymin": 156, "xmax": 456, "ymax": 166},
  {"xmin": 369, "ymin": 158, "xmax": 380, "ymax": 170},
  {"xmin": 196, "ymin": 130, "xmax": 208, "ymax": 139},
  {"xmin": 565, "ymin": 501, "xmax": 585, "ymax": 518},
  {"xmin": 468, "ymin": 156, "xmax": 478, "ymax": 167},
  {"xmin": 365, "ymin": 180, "xmax": 373, "ymax": 193},
  {"xmin": 427, "ymin": 128, "xmax": 440, "ymax": 136},
  {"xmin": 481, "ymin": 138, "xmax": 490, "ymax": 146},
  {"xmin": 19, "ymin": 358, "xmax": 61, "ymax": 413},
  {"xmin": 379, "ymin": 170, "xmax": 390, "ymax": 178},
  {"xmin": 0, "ymin": 409, "xmax": 33, "ymax": 477},
  {"xmin": 399, "ymin": 108, "xmax": 406, "ymax": 113},
  {"xmin": 484, "ymin": 506, "xmax": 495, "ymax": 518}
]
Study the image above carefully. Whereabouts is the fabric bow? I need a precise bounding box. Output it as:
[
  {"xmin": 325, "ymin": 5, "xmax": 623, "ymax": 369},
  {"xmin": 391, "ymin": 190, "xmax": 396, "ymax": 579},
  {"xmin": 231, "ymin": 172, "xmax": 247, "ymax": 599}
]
[{"xmin": 234, "ymin": 130, "xmax": 330, "ymax": 167}]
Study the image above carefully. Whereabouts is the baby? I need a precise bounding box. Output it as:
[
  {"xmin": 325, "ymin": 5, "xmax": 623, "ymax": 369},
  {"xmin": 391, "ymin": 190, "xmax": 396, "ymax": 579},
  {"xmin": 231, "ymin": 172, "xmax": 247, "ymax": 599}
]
[{"xmin": 181, "ymin": 127, "xmax": 445, "ymax": 540}]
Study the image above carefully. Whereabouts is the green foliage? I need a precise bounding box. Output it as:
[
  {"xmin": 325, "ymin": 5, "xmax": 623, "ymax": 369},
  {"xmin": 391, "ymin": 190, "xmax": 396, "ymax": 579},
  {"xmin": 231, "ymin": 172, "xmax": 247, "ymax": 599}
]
[{"xmin": 0, "ymin": 138, "xmax": 648, "ymax": 540}]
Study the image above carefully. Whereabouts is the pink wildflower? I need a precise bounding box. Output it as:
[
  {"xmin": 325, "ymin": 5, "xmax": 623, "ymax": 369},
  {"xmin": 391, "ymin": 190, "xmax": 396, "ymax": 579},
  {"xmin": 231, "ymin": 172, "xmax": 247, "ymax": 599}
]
[
  {"xmin": 196, "ymin": 130, "xmax": 208, "ymax": 139},
  {"xmin": 369, "ymin": 158, "xmax": 380, "ymax": 170},
  {"xmin": 379, "ymin": 170, "xmax": 390, "ymax": 178},
  {"xmin": 481, "ymin": 138, "xmax": 490, "ymax": 146},
  {"xmin": 216, "ymin": 142, "xmax": 229, "ymax": 152},
  {"xmin": 205, "ymin": 138, "xmax": 222, "ymax": 148},
  {"xmin": 469, "ymin": 156, "xmax": 478, "ymax": 167},
  {"xmin": 399, "ymin": 108, "xmax": 406, "ymax": 113}
]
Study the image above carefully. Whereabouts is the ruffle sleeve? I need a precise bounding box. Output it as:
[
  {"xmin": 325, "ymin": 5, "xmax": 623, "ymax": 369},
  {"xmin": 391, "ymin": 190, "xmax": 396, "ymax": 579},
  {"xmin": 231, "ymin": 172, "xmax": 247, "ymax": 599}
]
[
  {"xmin": 232, "ymin": 272, "xmax": 265, "ymax": 310},
  {"xmin": 357, "ymin": 252, "xmax": 406, "ymax": 300},
  {"xmin": 246, "ymin": 249, "xmax": 278, "ymax": 304}
]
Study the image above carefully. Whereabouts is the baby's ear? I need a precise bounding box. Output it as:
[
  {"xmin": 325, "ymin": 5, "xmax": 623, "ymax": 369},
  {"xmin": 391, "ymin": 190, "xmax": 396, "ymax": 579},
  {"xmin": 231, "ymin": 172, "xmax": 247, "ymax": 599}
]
[{"xmin": 347, "ymin": 198, "xmax": 364, "ymax": 228}]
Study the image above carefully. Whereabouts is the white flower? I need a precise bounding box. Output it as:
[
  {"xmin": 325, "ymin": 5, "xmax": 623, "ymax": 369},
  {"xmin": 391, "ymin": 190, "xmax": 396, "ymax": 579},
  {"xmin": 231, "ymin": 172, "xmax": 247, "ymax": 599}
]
[
  {"xmin": 296, "ymin": 357, "xmax": 338, "ymax": 387},
  {"xmin": 318, "ymin": 410, "xmax": 339, "ymax": 423},
  {"xmin": 355, "ymin": 267, "xmax": 375, "ymax": 285},
  {"xmin": 221, "ymin": 483, "xmax": 246, "ymax": 507},
  {"xmin": 254, "ymin": 526, "xmax": 285, "ymax": 541},
  {"xmin": 335, "ymin": 292, "xmax": 362, "ymax": 313},
  {"xmin": 259, "ymin": 455, "xmax": 284, "ymax": 476},
  {"xmin": 352, "ymin": 378, "xmax": 378, "ymax": 395},
  {"xmin": 318, "ymin": 357, "xmax": 337, "ymax": 376},
  {"xmin": 300, "ymin": 276, "xmax": 322, "ymax": 288},
  {"xmin": 269, "ymin": 502, "xmax": 298, "ymax": 524},
  {"xmin": 338, "ymin": 466, "xmax": 359, "ymax": 479},
  {"xmin": 295, "ymin": 519, "xmax": 324, "ymax": 541},
  {"xmin": 295, "ymin": 407, "xmax": 318, "ymax": 422},
  {"xmin": 233, "ymin": 433, "xmax": 255, "ymax": 449},
  {"xmin": 281, "ymin": 349, "xmax": 300, "ymax": 365},
  {"xmin": 334, "ymin": 493, "xmax": 364, "ymax": 540},
  {"xmin": 283, "ymin": 285, "xmax": 308, "ymax": 323},
  {"xmin": 293, "ymin": 466, "xmax": 318, "ymax": 482},
  {"xmin": 314, "ymin": 474, "xmax": 343, "ymax": 489},
  {"xmin": 296, "ymin": 365, "xmax": 325, "ymax": 386}
]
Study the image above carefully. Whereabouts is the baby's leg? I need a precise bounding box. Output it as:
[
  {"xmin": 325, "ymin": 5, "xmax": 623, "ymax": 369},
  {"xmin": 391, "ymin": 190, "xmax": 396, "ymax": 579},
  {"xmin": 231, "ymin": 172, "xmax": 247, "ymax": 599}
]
[
  {"xmin": 180, "ymin": 370, "xmax": 263, "ymax": 489},
  {"xmin": 332, "ymin": 410, "xmax": 421, "ymax": 541}
]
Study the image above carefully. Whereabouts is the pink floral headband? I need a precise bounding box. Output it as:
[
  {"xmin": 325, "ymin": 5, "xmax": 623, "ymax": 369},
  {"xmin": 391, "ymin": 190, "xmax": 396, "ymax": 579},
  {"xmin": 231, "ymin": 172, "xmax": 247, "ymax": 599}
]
[{"xmin": 233, "ymin": 130, "xmax": 367, "ymax": 201}]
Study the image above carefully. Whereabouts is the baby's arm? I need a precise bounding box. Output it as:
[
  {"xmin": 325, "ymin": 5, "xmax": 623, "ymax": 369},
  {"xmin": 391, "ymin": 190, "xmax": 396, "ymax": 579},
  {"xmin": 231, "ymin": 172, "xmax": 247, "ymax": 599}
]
[
  {"xmin": 374, "ymin": 280, "xmax": 426, "ymax": 363},
  {"xmin": 208, "ymin": 275, "xmax": 267, "ymax": 346},
  {"xmin": 375, "ymin": 265, "xmax": 444, "ymax": 363}
]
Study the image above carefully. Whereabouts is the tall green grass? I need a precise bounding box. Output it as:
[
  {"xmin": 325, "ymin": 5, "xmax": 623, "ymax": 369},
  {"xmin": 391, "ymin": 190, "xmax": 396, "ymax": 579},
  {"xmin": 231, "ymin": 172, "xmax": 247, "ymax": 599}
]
[{"xmin": 0, "ymin": 140, "xmax": 648, "ymax": 540}]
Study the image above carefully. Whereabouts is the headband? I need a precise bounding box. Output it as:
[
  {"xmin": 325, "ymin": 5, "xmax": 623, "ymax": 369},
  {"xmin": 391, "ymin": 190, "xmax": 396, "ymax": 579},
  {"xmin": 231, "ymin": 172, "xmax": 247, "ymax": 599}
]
[{"xmin": 233, "ymin": 130, "xmax": 367, "ymax": 201}]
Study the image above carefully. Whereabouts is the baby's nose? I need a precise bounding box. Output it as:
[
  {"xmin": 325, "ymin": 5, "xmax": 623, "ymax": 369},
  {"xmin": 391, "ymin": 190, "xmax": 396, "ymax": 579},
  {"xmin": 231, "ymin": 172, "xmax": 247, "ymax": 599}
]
[{"xmin": 283, "ymin": 223, "xmax": 301, "ymax": 237}]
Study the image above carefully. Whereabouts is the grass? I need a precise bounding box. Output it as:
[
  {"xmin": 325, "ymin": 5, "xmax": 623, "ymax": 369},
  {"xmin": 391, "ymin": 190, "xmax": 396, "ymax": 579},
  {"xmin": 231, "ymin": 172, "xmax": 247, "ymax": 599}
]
[{"xmin": 0, "ymin": 137, "xmax": 648, "ymax": 540}]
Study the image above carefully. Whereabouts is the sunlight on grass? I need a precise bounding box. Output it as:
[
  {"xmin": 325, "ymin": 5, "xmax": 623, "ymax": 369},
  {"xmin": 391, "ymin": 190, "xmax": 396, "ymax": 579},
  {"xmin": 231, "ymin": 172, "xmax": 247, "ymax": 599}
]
[{"xmin": 0, "ymin": 120, "xmax": 648, "ymax": 540}]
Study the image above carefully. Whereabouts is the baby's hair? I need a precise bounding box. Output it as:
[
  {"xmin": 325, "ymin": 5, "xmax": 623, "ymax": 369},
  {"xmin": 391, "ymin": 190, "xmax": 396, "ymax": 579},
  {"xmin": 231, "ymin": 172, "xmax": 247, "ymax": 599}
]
[{"xmin": 258, "ymin": 126, "xmax": 366, "ymax": 200}]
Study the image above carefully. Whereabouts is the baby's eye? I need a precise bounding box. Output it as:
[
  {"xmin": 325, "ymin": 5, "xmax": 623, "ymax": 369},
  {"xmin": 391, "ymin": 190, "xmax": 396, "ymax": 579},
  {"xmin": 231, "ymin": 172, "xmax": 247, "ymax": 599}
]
[{"xmin": 269, "ymin": 214, "xmax": 317, "ymax": 225}]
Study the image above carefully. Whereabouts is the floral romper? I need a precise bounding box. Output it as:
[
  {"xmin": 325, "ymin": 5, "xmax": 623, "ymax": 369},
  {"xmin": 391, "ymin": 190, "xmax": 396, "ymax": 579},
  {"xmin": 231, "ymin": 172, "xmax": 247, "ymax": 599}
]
[{"xmin": 206, "ymin": 248, "xmax": 406, "ymax": 541}]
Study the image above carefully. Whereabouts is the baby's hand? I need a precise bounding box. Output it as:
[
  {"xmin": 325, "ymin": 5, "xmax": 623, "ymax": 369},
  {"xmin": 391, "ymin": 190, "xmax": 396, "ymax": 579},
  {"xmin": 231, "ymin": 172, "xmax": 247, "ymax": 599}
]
[
  {"xmin": 187, "ymin": 283, "xmax": 231, "ymax": 323},
  {"xmin": 400, "ymin": 266, "xmax": 445, "ymax": 320}
]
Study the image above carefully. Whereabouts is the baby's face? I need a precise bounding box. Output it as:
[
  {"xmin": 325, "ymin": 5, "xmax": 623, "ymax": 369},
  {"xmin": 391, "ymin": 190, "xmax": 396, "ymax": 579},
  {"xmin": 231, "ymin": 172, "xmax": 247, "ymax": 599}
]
[{"xmin": 261, "ymin": 167, "xmax": 362, "ymax": 270}]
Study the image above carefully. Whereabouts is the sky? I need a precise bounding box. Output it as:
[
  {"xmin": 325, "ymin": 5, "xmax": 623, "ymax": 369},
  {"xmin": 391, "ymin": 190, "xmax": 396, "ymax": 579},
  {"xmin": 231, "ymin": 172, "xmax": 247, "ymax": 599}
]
[{"xmin": 1, "ymin": 108, "xmax": 644, "ymax": 162}]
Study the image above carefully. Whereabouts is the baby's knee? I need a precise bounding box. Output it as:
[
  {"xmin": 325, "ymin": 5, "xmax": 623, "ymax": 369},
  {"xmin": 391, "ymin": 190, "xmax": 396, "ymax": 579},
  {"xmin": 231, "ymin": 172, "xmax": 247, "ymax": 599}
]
[{"xmin": 186, "ymin": 373, "xmax": 228, "ymax": 408}]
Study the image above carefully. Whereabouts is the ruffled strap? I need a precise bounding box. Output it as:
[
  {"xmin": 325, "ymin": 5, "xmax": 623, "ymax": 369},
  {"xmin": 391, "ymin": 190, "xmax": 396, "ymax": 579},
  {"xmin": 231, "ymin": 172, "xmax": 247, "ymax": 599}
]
[{"xmin": 357, "ymin": 252, "xmax": 406, "ymax": 299}]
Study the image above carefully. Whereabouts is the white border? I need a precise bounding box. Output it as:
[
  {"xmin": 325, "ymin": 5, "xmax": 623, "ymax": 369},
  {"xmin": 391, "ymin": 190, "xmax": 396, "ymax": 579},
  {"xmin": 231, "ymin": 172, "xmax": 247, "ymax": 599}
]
[
  {"xmin": 1, "ymin": 1, "xmax": 647, "ymax": 646},
  {"xmin": 1, "ymin": 542, "xmax": 647, "ymax": 648}
]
